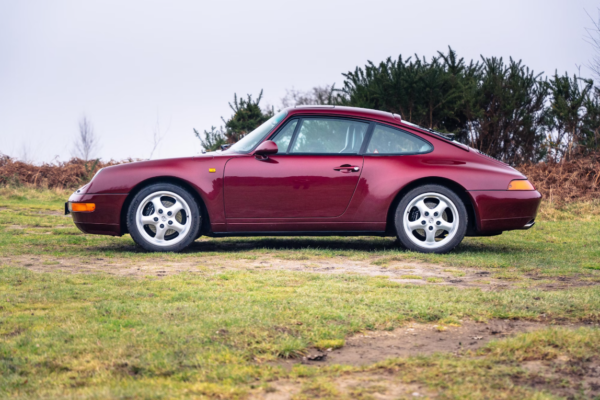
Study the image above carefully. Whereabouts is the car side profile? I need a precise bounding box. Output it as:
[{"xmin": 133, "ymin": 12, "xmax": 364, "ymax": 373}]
[{"xmin": 66, "ymin": 106, "xmax": 541, "ymax": 254}]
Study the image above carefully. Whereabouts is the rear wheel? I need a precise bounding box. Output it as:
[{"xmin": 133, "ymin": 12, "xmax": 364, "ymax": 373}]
[
  {"xmin": 395, "ymin": 184, "xmax": 467, "ymax": 254},
  {"xmin": 127, "ymin": 183, "xmax": 201, "ymax": 252}
]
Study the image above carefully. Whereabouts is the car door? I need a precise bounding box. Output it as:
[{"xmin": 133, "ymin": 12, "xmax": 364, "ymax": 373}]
[{"xmin": 223, "ymin": 117, "xmax": 370, "ymax": 219}]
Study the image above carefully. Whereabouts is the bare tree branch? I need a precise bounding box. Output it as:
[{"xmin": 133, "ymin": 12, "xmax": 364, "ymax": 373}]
[
  {"xmin": 73, "ymin": 115, "xmax": 98, "ymax": 161},
  {"xmin": 585, "ymin": 8, "xmax": 600, "ymax": 83},
  {"xmin": 19, "ymin": 143, "xmax": 35, "ymax": 163},
  {"xmin": 149, "ymin": 113, "xmax": 170, "ymax": 159}
]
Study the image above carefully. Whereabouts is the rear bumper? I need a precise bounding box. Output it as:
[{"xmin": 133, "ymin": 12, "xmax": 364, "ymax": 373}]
[
  {"xmin": 468, "ymin": 190, "xmax": 542, "ymax": 233},
  {"xmin": 67, "ymin": 193, "xmax": 128, "ymax": 236}
]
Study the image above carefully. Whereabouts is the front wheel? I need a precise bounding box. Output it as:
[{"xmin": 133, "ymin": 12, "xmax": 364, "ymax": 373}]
[
  {"xmin": 127, "ymin": 183, "xmax": 201, "ymax": 252},
  {"xmin": 395, "ymin": 184, "xmax": 467, "ymax": 254}
]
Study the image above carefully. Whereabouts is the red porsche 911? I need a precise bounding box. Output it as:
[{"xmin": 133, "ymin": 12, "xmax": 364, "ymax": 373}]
[{"xmin": 66, "ymin": 106, "xmax": 541, "ymax": 254}]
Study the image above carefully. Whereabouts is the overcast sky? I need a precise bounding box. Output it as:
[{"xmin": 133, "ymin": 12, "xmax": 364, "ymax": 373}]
[{"xmin": 0, "ymin": 0, "xmax": 598, "ymax": 162}]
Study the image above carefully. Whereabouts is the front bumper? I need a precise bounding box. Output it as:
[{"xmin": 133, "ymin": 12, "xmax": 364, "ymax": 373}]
[
  {"xmin": 468, "ymin": 190, "xmax": 542, "ymax": 233},
  {"xmin": 66, "ymin": 193, "xmax": 128, "ymax": 236}
]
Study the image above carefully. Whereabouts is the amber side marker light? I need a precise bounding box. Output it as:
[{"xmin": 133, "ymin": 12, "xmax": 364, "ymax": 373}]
[
  {"xmin": 71, "ymin": 203, "xmax": 96, "ymax": 212},
  {"xmin": 508, "ymin": 180, "xmax": 535, "ymax": 191}
]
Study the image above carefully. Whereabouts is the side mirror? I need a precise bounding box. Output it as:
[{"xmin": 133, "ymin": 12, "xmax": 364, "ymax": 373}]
[{"xmin": 253, "ymin": 140, "xmax": 278, "ymax": 159}]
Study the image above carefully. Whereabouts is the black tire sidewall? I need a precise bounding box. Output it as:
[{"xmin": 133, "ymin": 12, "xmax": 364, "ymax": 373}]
[
  {"xmin": 127, "ymin": 183, "xmax": 201, "ymax": 252},
  {"xmin": 395, "ymin": 184, "xmax": 467, "ymax": 254}
]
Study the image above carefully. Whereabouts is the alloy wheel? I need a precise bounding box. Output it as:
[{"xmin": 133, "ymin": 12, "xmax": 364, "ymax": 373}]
[
  {"xmin": 135, "ymin": 191, "xmax": 192, "ymax": 247},
  {"xmin": 402, "ymin": 192, "xmax": 459, "ymax": 250}
]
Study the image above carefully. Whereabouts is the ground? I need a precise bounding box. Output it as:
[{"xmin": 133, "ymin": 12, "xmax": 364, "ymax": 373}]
[{"xmin": 1, "ymin": 186, "xmax": 600, "ymax": 399}]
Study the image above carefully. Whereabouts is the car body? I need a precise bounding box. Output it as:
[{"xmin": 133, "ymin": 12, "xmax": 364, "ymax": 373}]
[{"xmin": 66, "ymin": 106, "xmax": 541, "ymax": 253}]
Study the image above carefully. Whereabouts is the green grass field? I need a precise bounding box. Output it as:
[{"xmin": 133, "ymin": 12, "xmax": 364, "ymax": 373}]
[{"xmin": 1, "ymin": 187, "xmax": 600, "ymax": 399}]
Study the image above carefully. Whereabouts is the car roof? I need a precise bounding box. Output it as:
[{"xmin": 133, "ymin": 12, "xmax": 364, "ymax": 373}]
[{"xmin": 286, "ymin": 105, "xmax": 402, "ymax": 126}]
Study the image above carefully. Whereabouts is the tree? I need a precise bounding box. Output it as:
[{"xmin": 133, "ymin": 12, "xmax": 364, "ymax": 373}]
[
  {"xmin": 335, "ymin": 47, "xmax": 477, "ymax": 140},
  {"xmin": 544, "ymin": 73, "xmax": 593, "ymax": 160},
  {"xmin": 73, "ymin": 115, "xmax": 98, "ymax": 161},
  {"xmin": 194, "ymin": 126, "xmax": 227, "ymax": 152},
  {"xmin": 468, "ymin": 57, "xmax": 548, "ymax": 165},
  {"xmin": 194, "ymin": 91, "xmax": 273, "ymax": 152},
  {"xmin": 222, "ymin": 90, "xmax": 273, "ymax": 143},
  {"xmin": 581, "ymin": 88, "xmax": 600, "ymax": 153},
  {"xmin": 281, "ymin": 85, "xmax": 335, "ymax": 108},
  {"xmin": 336, "ymin": 48, "xmax": 549, "ymax": 164}
]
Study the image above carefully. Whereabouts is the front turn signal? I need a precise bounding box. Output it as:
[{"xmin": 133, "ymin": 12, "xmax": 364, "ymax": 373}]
[
  {"xmin": 71, "ymin": 203, "xmax": 96, "ymax": 212},
  {"xmin": 508, "ymin": 180, "xmax": 535, "ymax": 191}
]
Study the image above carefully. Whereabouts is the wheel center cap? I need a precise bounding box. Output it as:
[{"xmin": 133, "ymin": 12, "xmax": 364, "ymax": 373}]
[
  {"xmin": 429, "ymin": 217, "xmax": 434, "ymax": 224},
  {"xmin": 161, "ymin": 216, "xmax": 167, "ymax": 221}
]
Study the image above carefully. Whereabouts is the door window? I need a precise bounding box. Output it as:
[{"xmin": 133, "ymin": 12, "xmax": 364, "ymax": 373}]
[
  {"xmin": 366, "ymin": 124, "xmax": 433, "ymax": 154},
  {"xmin": 271, "ymin": 120, "xmax": 298, "ymax": 153},
  {"xmin": 290, "ymin": 118, "xmax": 368, "ymax": 154}
]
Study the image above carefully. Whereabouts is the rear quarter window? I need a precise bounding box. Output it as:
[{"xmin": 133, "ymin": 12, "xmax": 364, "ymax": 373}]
[{"xmin": 366, "ymin": 124, "xmax": 433, "ymax": 155}]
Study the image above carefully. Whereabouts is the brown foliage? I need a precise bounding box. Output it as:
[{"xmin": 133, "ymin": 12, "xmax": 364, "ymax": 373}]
[
  {"xmin": 1, "ymin": 153, "xmax": 598, "ymax": 203},
  {"xmin": 518, "ymin": 152, "xmax": 600, "ymax": 203},
  {"xmin": 0, "ymin": 155, "xmax": 133, "ymax": 189}
]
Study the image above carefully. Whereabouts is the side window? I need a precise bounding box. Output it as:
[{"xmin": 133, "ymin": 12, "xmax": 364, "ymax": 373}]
[
  {"xmin": 366, "ymin": 124, "xmax": 433, "ymax": 155},
  {"xmin": 271, "ymin": 120, "xmax": 298, "ymax": 153},
  {"xmin": 290, "ymin": 118, "xmax": 369, "ymax": 154}
]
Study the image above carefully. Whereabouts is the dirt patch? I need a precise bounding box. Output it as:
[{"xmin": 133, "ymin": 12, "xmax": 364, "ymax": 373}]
[
  {"xmin": 33, "ymin": 209, "xmax": 65, "ymax": 216},
  {"xmin": 10, "ymin": 254, "xmax": 508, "ymax": 289},
  {"xmin": 277, "ymin": 320, "xmax": 562, "ymax": 368},
  {"xmin": 249, "ymin": 258, "xmax": 510, "ymax": 290},
  {"xmin": 518, "ymin": 358, "xmax": 600, "ymax": 398},
  {"xmin": 250, "ymin": 373, "xmax": 433, "ymax": 400},
  {"xmin": 262, "ymin": 321, "xmax": 599, "ymax": 399},
  {"xmin": 9, "ymin": 253, "xmax": 599, "ymax": 291}
]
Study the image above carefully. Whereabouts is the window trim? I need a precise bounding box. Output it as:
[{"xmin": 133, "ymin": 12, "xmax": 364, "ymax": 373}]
[
  {"xmin": 268, "ymin": 117, "xmax": 301, "ymax": 154},
  {"xmin": 362, "ymin": 122, "xmax": 434, "ymax": 156}
]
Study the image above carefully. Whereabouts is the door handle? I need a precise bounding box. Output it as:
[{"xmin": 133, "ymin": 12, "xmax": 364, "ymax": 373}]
[{"xmin": 334, "ymin": 165, "xmax": 360, "ymax": 172}]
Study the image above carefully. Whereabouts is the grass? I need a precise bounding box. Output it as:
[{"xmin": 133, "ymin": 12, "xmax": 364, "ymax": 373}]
[{"xmin": 1, "ymin": 186, "xmax": 600, "ymax": 398}]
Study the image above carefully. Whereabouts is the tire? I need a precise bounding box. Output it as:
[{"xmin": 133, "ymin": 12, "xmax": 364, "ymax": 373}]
[
  {"xmin": 394, "ymin": 184, "xmax": 467, "ymax": 254},
  {"xmin": 127, "ymin": 183, "xmax": 201, "ymax": 252}
]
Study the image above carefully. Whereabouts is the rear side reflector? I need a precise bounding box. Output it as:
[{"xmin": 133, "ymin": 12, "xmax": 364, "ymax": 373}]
[
  {"xmin": 508, "ymin": 180, "xmax": 535, "ymax": 190},
  {"xmin": 71, "ymin": 203, "xmax": 96, "ymax": 212}
]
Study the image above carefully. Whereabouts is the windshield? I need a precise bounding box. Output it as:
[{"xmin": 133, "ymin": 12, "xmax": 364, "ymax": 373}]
[{"xmin": 227, "ymin": 110, "xmax": 288, "ymax": 153}]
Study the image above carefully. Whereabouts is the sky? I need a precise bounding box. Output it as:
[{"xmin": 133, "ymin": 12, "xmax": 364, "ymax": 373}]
[{"xmin": 0, "ymin": 0, "xmax": 598, "ymax": 163}]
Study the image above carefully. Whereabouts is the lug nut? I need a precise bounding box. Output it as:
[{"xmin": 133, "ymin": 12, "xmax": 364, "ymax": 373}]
[
  {"xmin": 167, "ymin": 211, "xmax": 172, "ymax": 216},
  {"xmin": 421, "ymin": 220, "xmax": 426, "ymax": 225},
  {"xmin": 436, "ymin": 221, "xmax": 441, "ymax": 226},
  {"xmin": 429, "ymin": 226, "xmax": 433, "ymax": 231},
  {"xmin": 424, "ymin": 211, "xmax": 429, "ymax": 216},
  {"xmin": 434, "ymin": 212, "xmax": 439, "ymax": 217},
  {"xmin": 158, "ymin": 209, "xmax": 163, "ymax": 214},
  {"xmin": 160, "ymin": 224, "xmax": 164, "ymax": 229},
  {"xmin": 168, "ymin": 220, "xmax": 173, "ymax": 225}
]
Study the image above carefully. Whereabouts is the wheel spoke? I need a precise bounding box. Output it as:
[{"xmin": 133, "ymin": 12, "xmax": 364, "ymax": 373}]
[
  {"xmin": 150, "ymin": 197, "xmax": 163, "ymax": 214},
  {"xmin": 154, "ymin": 226, "xmax": 167, "ymax": 241},
  {"xmin": 140, "ymin": 215, "xmax": 156, "ymax": 225},
  {"xmin": 425, "ymin": 228, "xmax": 436, "ymax": 243},
  {"xmin": 407, "ymin": 219, "xmax": 423, "ymax": 231},
  {"xmin": 169, "ymin": 221, "xmax": 186, "ymax": 233},
  {"xmin": 415, "ymin": 199, "xmax": 429, "ymax": 215},
  {"xmin": 166, "ymin": 203, "xmax": 184, "ymax": 217},
  {"xmin": 432, "ymin": 200, "xmax": 449, "ymax": 216},
  {"xmin": 437, "ymin": 220, "xmax": 454, "ymax": 232}
]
